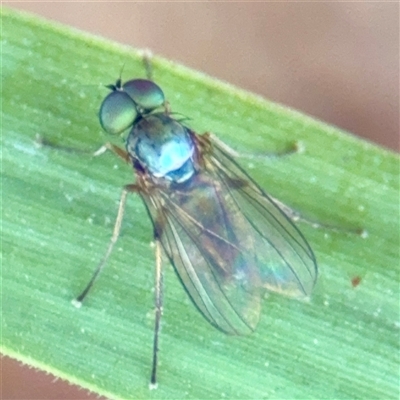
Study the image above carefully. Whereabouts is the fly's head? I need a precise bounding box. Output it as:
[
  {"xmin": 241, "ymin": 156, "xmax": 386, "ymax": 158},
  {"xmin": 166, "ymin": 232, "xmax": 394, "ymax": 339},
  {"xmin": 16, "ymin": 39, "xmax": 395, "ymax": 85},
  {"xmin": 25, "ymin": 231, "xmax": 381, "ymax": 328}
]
[{"xmin": 99, "ymin": 78, "xmax": 196, "ymax": 184}]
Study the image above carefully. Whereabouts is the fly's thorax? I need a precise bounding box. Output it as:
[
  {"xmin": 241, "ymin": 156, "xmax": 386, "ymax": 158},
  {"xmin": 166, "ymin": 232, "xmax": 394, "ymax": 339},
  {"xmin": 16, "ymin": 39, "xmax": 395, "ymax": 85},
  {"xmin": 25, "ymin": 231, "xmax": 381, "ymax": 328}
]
[{"xmin": 127, "ymin": 113, "xmax": 195, "ymax": 183}]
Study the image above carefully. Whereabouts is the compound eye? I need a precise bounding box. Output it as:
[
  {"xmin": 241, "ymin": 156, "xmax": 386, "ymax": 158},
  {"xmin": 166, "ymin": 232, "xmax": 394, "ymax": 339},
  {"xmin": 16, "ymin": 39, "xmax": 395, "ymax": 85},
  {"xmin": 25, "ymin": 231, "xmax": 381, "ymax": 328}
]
[
  {"xmin": 123, "ymin": 79, "xmax": 165, "ymax": 111},
  {"xmin": 99, "ymin": 90, "xmax": 138, "ymax": 135}
]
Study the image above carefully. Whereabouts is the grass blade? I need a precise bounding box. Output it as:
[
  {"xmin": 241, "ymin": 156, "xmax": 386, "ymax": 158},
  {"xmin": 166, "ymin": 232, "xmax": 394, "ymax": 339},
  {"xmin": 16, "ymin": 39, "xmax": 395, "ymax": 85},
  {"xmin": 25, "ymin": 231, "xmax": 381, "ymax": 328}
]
[{"xmin": 2, "ymin": 8, "xmax": 399, "ymax": 399}]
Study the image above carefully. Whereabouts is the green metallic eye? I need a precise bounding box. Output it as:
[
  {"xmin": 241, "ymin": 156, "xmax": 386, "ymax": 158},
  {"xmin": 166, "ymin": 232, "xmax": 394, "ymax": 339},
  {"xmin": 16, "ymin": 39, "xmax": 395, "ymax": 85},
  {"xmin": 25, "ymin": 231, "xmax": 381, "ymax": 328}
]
[
  {"xmin": 99, "ymin": 90, "xmax": 138, "ymax": 135},
  {"xmin": 123, "ymin": 79, "xmax": 165, "ymax": 111}
]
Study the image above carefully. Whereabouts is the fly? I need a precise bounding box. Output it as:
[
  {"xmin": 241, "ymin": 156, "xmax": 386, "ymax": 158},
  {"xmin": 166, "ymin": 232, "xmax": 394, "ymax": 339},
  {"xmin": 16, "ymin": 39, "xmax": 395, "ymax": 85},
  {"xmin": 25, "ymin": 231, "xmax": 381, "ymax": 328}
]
[{"xmin": 74, "ymin": 74, "xmax": 318, "ymax": 388}]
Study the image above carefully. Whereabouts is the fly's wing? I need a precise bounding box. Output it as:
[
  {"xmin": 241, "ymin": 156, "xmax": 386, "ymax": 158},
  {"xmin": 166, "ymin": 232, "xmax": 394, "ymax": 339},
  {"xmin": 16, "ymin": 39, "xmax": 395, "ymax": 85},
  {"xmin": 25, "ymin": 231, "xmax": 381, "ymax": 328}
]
[
  {"xmin": 208, "ymin": 138, "xmax": 318, "ymax": 298},
  {"xmin": 140, "ymin": 172, "xmax": 263, "ymax": 336}
]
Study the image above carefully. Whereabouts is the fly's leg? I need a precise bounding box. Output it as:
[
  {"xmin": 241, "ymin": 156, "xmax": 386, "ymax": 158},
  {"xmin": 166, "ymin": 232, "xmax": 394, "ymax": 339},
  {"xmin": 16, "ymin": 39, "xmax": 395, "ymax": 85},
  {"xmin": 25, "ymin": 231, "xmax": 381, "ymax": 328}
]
[
  {"xmin": 149, "ymin": 239, "xmax": 164, "ymax": 390},
  {"xmin": 270, "ymin": 195, "xmax": 368, "ymax": 237},
  {"xmin": 208, "ymin": 132, "xmax": 301, "ymax": 159},
  {"xmin": 37, "ymin": 135, "xmax": 136, "ymax": 301},
  {"xmin": 205, "ymin": 133, "xmax": 367, "ymax": 237},
  {"xmin": 93, "ymin": 142, "xmax": 130, "ymax": 163},
  {"xmin": 141, "ymin": 49, "xmax": 155, "ymax": 81},
  {"xmin": 36, "ymin": 133, "xmax": 131, "ymax": 164},
  {"xmin": 34, "ymin": 134, "xmax": 94, "ymax": 155},
  {"xmin": 72, "ymin": 184, "xmax": 139, "ymax": 307},
  {"xmin": 140, "ymin": 50, "xmax": 172, "ymax": 114},
  {"xmin": 149, "ymin": 210, "xmax": 168, "ymax": 389}
]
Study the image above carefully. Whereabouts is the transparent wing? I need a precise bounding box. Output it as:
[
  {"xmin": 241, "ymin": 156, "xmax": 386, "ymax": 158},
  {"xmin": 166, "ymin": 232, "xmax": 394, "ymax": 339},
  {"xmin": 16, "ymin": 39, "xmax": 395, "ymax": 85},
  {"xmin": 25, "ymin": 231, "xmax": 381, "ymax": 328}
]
[
  {"xmin": 140, "ymin": 171, "xmax": 263, "ymax": 336},
  {"xmin": 208, "ymin": 137, "xmax": 318, "ymax": 297}
]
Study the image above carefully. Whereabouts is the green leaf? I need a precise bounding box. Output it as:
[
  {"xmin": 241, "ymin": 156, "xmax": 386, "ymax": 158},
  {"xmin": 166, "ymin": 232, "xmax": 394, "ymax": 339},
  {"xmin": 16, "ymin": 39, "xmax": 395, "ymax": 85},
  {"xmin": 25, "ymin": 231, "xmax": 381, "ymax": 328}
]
[{"xmin": 2, "ymin": 8, "xmax": 399, "ymax": 400}]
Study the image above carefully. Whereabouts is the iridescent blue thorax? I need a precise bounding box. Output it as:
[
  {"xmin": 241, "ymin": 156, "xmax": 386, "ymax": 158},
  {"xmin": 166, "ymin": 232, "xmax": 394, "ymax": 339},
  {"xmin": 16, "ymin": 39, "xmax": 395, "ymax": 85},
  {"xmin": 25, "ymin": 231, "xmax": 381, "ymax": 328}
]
[{"xmin": 126, "ymin": 113, "xmax": 195, "ymax": 183}]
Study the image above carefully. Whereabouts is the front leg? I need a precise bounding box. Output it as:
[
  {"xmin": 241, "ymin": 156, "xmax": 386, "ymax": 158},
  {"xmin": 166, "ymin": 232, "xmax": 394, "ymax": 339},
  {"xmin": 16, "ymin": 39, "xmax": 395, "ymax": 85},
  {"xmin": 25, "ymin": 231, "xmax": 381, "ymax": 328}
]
[{"xmin": 73, "ymin": 183, "xmax": 140, "ymax": 306}]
